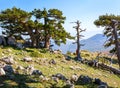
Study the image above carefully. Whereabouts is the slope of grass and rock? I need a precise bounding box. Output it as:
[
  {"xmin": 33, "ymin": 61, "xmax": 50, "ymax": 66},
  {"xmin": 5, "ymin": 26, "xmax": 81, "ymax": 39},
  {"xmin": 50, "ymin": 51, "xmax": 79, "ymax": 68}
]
[{"xmin": 0, "ymin": 46, "xmax": 120, "ymax": 88}]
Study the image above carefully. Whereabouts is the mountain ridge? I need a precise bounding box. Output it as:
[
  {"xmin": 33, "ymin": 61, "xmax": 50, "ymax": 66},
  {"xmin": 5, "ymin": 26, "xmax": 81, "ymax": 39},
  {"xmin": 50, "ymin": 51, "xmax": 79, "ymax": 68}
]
[{"xmin": 53, "ymin": 34, "xmax": 112, "ymax": 53}]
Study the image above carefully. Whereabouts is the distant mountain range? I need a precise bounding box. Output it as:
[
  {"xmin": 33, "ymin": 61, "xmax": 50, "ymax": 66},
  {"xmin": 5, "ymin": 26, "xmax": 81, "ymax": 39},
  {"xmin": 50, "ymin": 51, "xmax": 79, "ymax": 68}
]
[{"xmin": 52, "ymin": 34, "xmax": 112, "ymax": 54}]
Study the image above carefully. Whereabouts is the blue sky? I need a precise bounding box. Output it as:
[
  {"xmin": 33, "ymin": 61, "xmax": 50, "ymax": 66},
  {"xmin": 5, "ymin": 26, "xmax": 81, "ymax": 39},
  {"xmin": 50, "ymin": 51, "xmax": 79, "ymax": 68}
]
[{"xmin": 0, "ymin": 0, "xmax": 120, "ymax": 39}]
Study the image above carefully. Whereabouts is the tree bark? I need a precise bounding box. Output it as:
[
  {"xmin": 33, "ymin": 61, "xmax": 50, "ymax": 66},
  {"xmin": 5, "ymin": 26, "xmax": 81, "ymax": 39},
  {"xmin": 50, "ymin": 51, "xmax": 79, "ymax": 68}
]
[{"xmin": 112, "ymin": 21, "xmax": 120, "ymax": 69}]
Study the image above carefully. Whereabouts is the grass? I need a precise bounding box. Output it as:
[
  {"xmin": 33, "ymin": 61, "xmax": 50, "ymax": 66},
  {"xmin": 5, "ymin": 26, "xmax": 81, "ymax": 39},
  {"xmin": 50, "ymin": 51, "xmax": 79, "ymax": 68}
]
[{"xmin": 0, "ymin": 46, "xmax": 120, "ymax": 88}]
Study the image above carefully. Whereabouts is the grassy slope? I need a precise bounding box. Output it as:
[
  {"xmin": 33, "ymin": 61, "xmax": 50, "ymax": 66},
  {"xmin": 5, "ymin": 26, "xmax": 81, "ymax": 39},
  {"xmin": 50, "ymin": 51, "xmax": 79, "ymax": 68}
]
[{"xmin": 0, "ymin": 47, "xmax": 120, "ymax": 88}]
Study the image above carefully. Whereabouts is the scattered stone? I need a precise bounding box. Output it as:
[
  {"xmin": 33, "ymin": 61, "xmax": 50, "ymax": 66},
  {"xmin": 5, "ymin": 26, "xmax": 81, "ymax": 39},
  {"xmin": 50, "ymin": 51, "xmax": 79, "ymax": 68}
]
[
  {"xmin": 69, "ymin": 66, "xmax": 82, "ymax": 71},
  {"xmin": 0, "ymin": 68, "xmax": 6, "ymax": 76},
  {"xmin": 16, "ymin": 66, "xmax": 24, "ymax": 70},
  {"xmin": 52, "ymin": 73, "xmax": 67, "ymax": 81},
  {"xmin": 23, "ymin": 57, "xmax": 32, "ymax": 62},
  {"xmin": 65, "ymin": 56, "xmax": 71, "ymax": 61},
  {"xmin": 25, "ymin": 65, "xmax": 34, "ymax": 74},
  {"xmin": 31, "ymin": 70, "xmax": 42, "ymax": 75},
  {"xmin": 98, "ymin": 85, "xmax": 108, "ymax": 88},
  {"xmin": 7, "ymin": 36, "xmax": 16, "ymax": 46},
  {"xmin": 66, "ymin": 80, "xmax": 75, "ymax": 88},
  {"xmin": 94, "ymin": 78, "xmax": 108, "ymax": 86},
  {"xmin": 16, "ymin": 43, "xmax": 24, "ymax": 49},
  {"xmin": 2, "ymin": 56, "xmax": 14, "ymax": 64},
  {"xmin": 49, "ymin": 59, "xmax": 56, "ymax": 65},
  {"xmin": 3, "ymin": 65, "xmax": 14, "ymax": 74},
  {"xmin": 70, "ymin": 74, "xmax": 78, "ymax": 83},
  {"xmin": 76, "ymin": 75, "xmax": 92, "ymax": 85},
  {"xmin": 94, "ymin": 78, "xmax": 102, "ymax": 85},
  {"xmin": 52, "ymin": 76, "xmax": 59, "ymax": 83}
]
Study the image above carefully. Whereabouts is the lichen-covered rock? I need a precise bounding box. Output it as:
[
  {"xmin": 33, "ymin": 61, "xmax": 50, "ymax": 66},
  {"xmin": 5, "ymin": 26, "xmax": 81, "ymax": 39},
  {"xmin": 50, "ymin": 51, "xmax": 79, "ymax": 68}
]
[
  {"xmin": 2, "ymin": 56, "xmax": 14, "ymax": 64},
  {"xmin": 23, "ymin": 57, "xmax": 32, "ymax": 62}
]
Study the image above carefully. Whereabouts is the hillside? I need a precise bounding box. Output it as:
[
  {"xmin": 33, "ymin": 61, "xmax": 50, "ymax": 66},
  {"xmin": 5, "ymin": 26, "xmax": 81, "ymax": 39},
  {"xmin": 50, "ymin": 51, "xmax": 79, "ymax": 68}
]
[
  {"xmin": 53, "ymin": 34, "xmax": 112, "ymax": 53},
  {"xmin": 0, "ymin": 47, "xmax": 120, "ymax": 88}
]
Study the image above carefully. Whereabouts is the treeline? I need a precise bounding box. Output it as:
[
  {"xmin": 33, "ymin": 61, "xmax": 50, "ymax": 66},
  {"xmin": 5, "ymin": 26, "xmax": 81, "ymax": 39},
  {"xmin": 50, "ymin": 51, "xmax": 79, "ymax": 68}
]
[{"xmin": 0, "ymin": 7, "xmax": 74, "ymax": 48}]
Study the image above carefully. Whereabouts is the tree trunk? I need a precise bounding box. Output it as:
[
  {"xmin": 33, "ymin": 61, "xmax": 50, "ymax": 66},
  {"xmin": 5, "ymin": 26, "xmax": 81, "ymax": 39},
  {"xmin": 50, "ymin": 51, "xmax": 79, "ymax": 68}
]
[
  {"xmin": 112, "ymin": 22, "xmax": 120, "ymax": 69},
  {"xmin": 76, "ymin": 21, "xmax": 82, "ymax": 61},
  {"xmin": 44, "ymin": 37, "xmax": 50, "ymax": 49}
]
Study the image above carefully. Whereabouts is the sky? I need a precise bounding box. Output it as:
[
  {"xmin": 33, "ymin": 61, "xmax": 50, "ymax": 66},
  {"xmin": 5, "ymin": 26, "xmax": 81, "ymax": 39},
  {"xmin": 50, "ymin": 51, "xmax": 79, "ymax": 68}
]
[{"xmin": 0, "ymin": 0, "xmax": 120, "ymax": 39}]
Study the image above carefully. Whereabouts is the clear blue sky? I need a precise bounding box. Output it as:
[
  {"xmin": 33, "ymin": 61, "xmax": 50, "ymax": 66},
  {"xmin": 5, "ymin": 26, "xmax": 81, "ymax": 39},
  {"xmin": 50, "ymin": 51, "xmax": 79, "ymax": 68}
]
[{"xmin": 0, "ymin": 0, "xmax": 120, "ymax": 38}]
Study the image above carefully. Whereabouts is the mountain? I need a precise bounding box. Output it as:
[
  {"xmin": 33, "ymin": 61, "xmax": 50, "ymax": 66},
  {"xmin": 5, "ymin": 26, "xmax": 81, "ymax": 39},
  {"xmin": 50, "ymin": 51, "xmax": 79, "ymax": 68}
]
[{"xmin": 52, "ymin": 34, "xmax": 112, "ymax": 53}]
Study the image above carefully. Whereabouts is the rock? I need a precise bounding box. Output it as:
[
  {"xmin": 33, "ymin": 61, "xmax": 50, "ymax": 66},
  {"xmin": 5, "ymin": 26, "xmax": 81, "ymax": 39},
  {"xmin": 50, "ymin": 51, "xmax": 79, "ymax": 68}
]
[
  {"xmin": 7, "ymin": 36, "xmax": 16, "ymax": 46},
  {"xmin": 16, "ymin": 43, "xmax": 24, "ymax": 49},
  {"xmin": 16, "ymin": 66, "xmax": 24, "ymax": 70},
  {"xmin": 25, "ymin": 65, "xmax": 34, "ymax": 74},
  {"xmin": 0, "ymin": 61, "xmax": 6, "ymax": 68},
  {"xmin": 76, "ymin": 75, "xmax": 92, "ymax": 85},
  {"xmin": 70, "ymin": 74, "xmax": 78, "ymax": 83},
  {"xmin": 23, "ymin": 57, "xmax": 32, "ymax": 62},
  {"xmin": 3, "ymin": 65, "xmax": 14, "ymax": 74},
  {"xmin": 52, "ymin": 76, "xmax": 59, "ymax": 83},
  {"xmin": 31, "ymin": 70, "xmax": 42, "ymax": 75},
  {"xmin": 66, "ymin": 79, "xmax": 75, "ymax": 88},
  {"xmin": 66, "ymin": 56, "xmax": 71, "ymax": 61},
  {"xmin": 94, "ymin": 78, "xmax": 102, "ymax": 85},
  {"xmin": 94, "ymin": 78, "xmax": 108, "ymax": 86},
  {"xmin": 49, "ymin": 59, "xmax": 56, "ymax": 65},
  {"xmin": 53, "ymin": 73, "xmax": 67, "ymax": 81},
  {"xmin": 98, "ymin": 85, "xmax": 108, "ymax": 88},
  {"xmin": 2, "ymin": 56, "xmax": 14, "ymax": 64},
  {"xmin": 0, "ymin": 68, "xmax": 6, "ymax": 76}
]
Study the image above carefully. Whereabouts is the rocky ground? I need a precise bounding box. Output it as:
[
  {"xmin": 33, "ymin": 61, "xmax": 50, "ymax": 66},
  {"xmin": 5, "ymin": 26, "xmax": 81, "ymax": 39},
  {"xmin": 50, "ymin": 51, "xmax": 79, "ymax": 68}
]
[{"xmin": 0, "ymin": 46, "xmax": 120, "ymax": 88}]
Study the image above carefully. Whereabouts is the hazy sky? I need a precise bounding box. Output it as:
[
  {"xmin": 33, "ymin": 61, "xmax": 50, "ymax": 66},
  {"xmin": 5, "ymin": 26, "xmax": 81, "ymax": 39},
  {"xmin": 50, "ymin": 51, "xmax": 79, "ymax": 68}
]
[{"xmin": 0, "ymin": 0, "xmax": 120, "ymax": 38}]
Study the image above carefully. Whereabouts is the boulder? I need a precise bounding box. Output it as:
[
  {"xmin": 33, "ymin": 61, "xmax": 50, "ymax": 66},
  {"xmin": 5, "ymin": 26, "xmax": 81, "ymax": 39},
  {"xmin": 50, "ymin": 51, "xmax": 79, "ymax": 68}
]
[
  {"xmin": 70, "ymin": 74, "xmax": 78, "ymax": 83},
  {"xmin": 53, "ymin": 73, "xmax": 67, "ymax": 81},
  {"xmin": 16, "ymin": 66, "xmax": 24, "ymax": 70},
  {"xmin": 76, "ymin": 75, "xmax": 92, "ymax": 85},
  {"xmin": 7, "ymin": 36, "xmax": 16, "ymax": 46},
  {"xmin": 94, "ymin": 78, "xmax": 108, "ymax": 86},
  {"xmin": 23, "ymin": 57, "xmax": 32, "ymax": 62},
  {"xmin": 98, "ymin": 85, "xmax": 108, "ymax": 88},
  {"xmin": 3, "ymin": 65, "xmax": 14, "ymax": 74},
  {"xmin": 2, "ymin": 56, "xmax": 14, "ymax": 64},
  {"xmin": 16, "ymin": 43, "xmax": 24, "ymax": 49},
  {"xmin": 31, "ymin": 70, "xmax": 42, "ymax": 75},
  {"xmin": 0, "ymin": 68, "xmax": 6, "ymax": 76},
  {"xmin": 49, "ymin": 59, "xmax": 56, "ymax": 65},
  {"xmin": 94, "ymin": 78, "xmax": 102, "ymax": 85}
]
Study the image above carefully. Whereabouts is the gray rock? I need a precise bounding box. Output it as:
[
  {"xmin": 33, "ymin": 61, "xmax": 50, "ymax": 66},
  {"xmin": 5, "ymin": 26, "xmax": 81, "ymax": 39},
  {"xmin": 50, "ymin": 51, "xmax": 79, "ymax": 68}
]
[
  {"xmin": 0, "ymin": 68, "xmax": 6, "ymax": 76},
  {"xmin": 98, "ymin": 85, "xmax": 108, "ymax": 88},
  {"xmin": 2, "ymin": 56, "xmax": 14, "ymax": 64},
  {"xmin": 94, "ymin": 78, "xmax": 102, "ymax": 85},
  {"xmin": 17, "ymin": 66, "xmax": 24, "ymax": 70},
  {"xmin": 94, "ymin": 78, "xmax": 108, "ymax": 86},
  {"xmin": 76, "ymin": 75, "xmax": 92, "ymax": 85},
  {"xmin": 7, "ymin": 36, "xmax": 16, "ymax": 46},
  {"xmin": 31, "ymin": 70, "xmax": 42, "ymax": 75},
  {"xmin": 49, "ymin": 59, "xmax": 56, "ymax": 65},
  {"xmin": 16, "ymin": 43, "xmax": 24, "ymax": 49},
  {"xmin": 66, "ymin": 79, "xmax": 75, "ymax": 88},
  {"xmin": 23, "ymin": 57, "xmax": 32, "ymax": 62},
  {"xmin": 3, "ymin": 65, "xmax": 14, "ymax": 74},
  {"xmin": 53, "ymin": 73, "xmax": 67, "ymax": 81}
]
